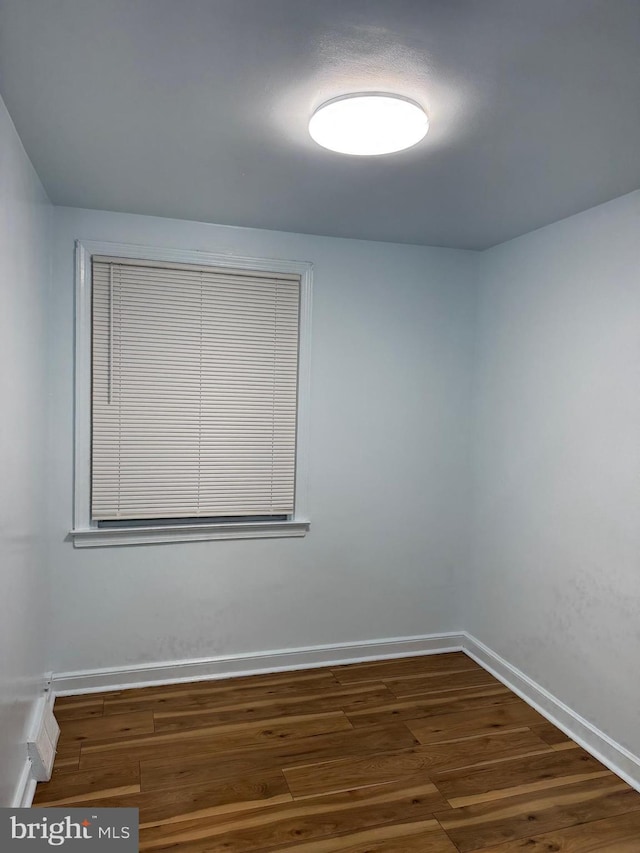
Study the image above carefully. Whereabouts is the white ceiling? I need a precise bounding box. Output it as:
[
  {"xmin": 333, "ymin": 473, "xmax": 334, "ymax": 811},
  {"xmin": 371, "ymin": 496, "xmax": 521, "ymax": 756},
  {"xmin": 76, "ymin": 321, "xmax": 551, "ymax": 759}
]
[{"xmin": 0, "ymin": 0, "xmax": 638, "ymax": 249}]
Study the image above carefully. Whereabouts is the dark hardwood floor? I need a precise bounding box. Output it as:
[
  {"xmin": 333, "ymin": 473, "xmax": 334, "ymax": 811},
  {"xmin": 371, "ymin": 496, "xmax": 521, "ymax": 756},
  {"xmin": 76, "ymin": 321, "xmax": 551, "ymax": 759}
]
[{"xmin": 34, "ymin": 652, "xmax": 640, "ymax": 851}]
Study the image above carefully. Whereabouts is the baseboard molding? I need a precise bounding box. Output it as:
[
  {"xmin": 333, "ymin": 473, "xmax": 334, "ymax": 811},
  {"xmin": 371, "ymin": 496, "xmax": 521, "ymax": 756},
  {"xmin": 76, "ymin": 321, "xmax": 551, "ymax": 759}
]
[
  {"xmin": 462, "ymin": 632, "xmax": 640, "ymax": 794},
  {"xmin": 52, "ymin": 632, "xmax": 465, "ymax": 696},
  {"xmin": 11, "ymin": 688, "xmax": 53, "ymax": 808},
  {"xmin": 12, "ymin": 759, "xmax": 37, "ymax": 808}
]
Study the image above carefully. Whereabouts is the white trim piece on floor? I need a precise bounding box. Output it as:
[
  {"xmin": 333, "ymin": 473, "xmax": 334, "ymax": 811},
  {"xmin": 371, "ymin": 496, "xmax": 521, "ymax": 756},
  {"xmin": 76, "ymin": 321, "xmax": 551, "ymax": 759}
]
[
  {"xmin": 11, "ymin": 690, "xmax": 53, "ymax": 808},
  {"xmin": 462, "ymin": 632, "xmax": 640, "ymax": 794},
  {"xmin": 52, "ymin": 632, "xmax": 466, "ymax": 696},
  {"xmin": 12, "ymin": 759, "xmax": 37, "ymax": 809}
]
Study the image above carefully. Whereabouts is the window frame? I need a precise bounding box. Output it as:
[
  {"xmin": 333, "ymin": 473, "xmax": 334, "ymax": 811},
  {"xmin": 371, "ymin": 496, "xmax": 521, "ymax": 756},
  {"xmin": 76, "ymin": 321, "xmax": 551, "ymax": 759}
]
[{"xmin": 71, "ymin": 239, "xmax": 312, "ymax": 547}]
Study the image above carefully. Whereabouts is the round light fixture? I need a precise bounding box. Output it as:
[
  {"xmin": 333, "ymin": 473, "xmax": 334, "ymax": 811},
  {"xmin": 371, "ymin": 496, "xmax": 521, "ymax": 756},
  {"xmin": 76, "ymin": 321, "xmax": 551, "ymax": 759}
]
[{"xmin": 308, "ymin": 93, "xmax": 429, "ymax": 156}]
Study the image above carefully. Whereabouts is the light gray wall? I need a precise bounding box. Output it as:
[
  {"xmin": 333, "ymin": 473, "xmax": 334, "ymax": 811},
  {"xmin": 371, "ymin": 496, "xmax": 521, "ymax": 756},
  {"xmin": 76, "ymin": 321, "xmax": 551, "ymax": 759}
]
[
  {"xmin": 49, "ymin": 207, "xmax": 475, "ymax": 674},
  {"xmin": 0, "ymin": 95, "xmax": 51, "ymax": 805},
  {"xmin": 469, "ymin": 190, "xmax": 640, "ymax": 757}
]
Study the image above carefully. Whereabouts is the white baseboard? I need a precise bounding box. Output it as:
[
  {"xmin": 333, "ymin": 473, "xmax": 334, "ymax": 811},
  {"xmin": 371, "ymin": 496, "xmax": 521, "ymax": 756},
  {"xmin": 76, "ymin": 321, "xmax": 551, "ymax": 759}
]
[
  {"xmin": 462, "ymin": 632, "xmax": 640, "ymax": 794},
  {"xmin": 12, "ymin": 759, "xmax": 37, "ymax": 808},
  {"xmin": 11, "ymin": 687, "xmax": 54, "ymax": 808},
  {"xmin": 52, "ymin": 632, "xmax": 465, "ymax": 696}
]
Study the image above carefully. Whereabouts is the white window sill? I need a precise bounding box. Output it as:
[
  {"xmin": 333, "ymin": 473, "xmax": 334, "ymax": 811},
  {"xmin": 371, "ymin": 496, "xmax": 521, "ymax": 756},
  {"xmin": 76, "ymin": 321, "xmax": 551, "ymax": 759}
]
[{"xmin": 70, "ymin": 520, "xmax": 310, "ymax": 548}]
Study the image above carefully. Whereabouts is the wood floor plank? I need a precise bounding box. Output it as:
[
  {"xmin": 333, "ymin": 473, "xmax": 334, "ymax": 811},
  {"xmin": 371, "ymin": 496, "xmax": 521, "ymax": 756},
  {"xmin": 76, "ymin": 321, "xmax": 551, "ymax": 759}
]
[
  {"xmin": 385, "ymin": 668, "xmax": 501, "ymax": 697},
  {"xmin": 79, "ymin": 711, "xmax": 353, "ymax": 768},
  {"xmin": 550, "ymin": 740, "xmax": 580, "ymax": 752},
  {"xmin": 54, "ymin": 696, "xmax": 105, "ymax": 721},
  {"xmin": 140, "ymin": 724, "xmax": 419, "ymax": 793},
  {"xmin": 44, "ymin": 770, "xmax": 293, "ymax": 826},
  {"xmin": 153, "ymin": 684, "xmax": 392, "ymax": 733},
  {"xmin": 102, "ymin": 667, "xmax": 338, "ymax": 700},
  {"xmin": 431, "ymin": 748, "xmax": 611, "ymax": 808},
  {"xmin": 435, "ymin": 774, "xmax": 640, "ymax": 852},
  {"xmin": 406, "ymin": 703, "xmax": 547, "ymax": 745},
  {"xmin": 138, "ymin": 773, "xmax": 292, "ymax": 827},
  {"xmin": 330, "ymin": 653, "xmax": 480, "ymax": 684},
  {"xmin": 33, "ymin": 763, "xmax": 140, "ymax": 807},
  {"xmin": 345, "ymin": 686, "xmax": 522, "ymax": 728},
  {"xmin": 529, "ymin": 720, "xmax": 572, "ymax": 747},
  {"xmin": 51, "ymin": 755, "xmax": 81, "ymax": 771},
  {"xmin": 461, "ymin": 809, "xmax": 640, "ymax": 852},
  {"xmin": 57, "ymin": 710, "xmax": 155, "ymax": 745},
  {"xmin": 143, "ymin": 818, "xmax": 458, "ymax": 853},
  {"xmin": 102, "ymin": 670, "xmax": 341, "ymax": 715},
  {"xmin": 284, "ymin": 730, "xmax": 552, "ymax": 799},
  {"xmin": 52, "ymin": 740, "xmax": 82, "ymax": 771},
  {"xmin": 138, "ymin": 778, "xmax": 449, "ymax": 853}
]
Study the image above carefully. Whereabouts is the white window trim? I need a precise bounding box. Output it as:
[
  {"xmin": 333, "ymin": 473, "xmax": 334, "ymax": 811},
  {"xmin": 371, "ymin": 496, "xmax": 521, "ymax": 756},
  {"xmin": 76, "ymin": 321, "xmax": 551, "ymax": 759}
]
[{"xmin": 71, "ymin": 239, "xmax": 312, "ymax": 547}]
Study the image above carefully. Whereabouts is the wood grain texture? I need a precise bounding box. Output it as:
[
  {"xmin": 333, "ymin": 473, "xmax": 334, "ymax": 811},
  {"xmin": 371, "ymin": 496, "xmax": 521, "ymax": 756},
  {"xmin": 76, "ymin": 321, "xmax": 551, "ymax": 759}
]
[
  {"xmin": 405, "ymin": 702, "xmax": 548, "ymax": 744},
  {"xmin": 52, "ymin": 771, "xmax": 293, "ymax": 827},
  {"xmin": 81, "ymin": 710, "xmax": 353, "ymax": 768},
  {"xmin": 529, "ymin": 720, "xmax": 573, "ymax": 747},
  {"xmin": 435, "ymin": 775, "xmax": 640, "ymax": 852},
  {"xmin": 344, "ymin": 684, "xmax": 520, "ymax": 727},
  {"xmin": 139, "ymin": 780, "xmax": 450, "ymax": 852},
  {"xmin": 141, "ymin": 819, "xmax": 460, "ymax": 853},
  {"xmin": 385, "ymin": 668, "xmax": 501, "ymax": 697},
  {"xmin": 331, "ymin": 653, "xmax": 480, "ymax": 684},
  {"xmin": 139, "ymin": 724, "xmax": 419, "ymax": 793},
  {"xmin": 153, "ymin": 684, "xmax": 391, "ymax": 733},
  {"xmin": 432, "ymin": 749, "xmax": 612, "ymax": 807},
  {"xmin": 57, "ymin": 710, "xmax": 155, "ymax": 745},
  {"xmin": 284, "ymin": 730, "xmax": 552, "ymax": 799},
  {"xmin": 54, "ymin": 696, "xmax": 105, "ymax": 721},
  {"xmin": 38, "ymin": 653, "xmax": 639, "ymax": 852},
  {"xmin": 463, "ymin": 809, "xmax": 640, "ymax": 852},
  {"xmin": 102, "ymin": 669, "xmax": 341, "ymax": 715},
  {"xmin": 33, "ymin": 763, "xmax": 140, "ymax": 807}
]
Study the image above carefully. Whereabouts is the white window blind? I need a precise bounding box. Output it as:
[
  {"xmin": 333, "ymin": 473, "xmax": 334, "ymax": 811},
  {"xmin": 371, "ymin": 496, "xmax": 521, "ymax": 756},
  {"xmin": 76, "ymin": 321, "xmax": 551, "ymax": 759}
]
[{"xmin": 91, "ymin": 257, "xmax": 300, "ymax": 521}]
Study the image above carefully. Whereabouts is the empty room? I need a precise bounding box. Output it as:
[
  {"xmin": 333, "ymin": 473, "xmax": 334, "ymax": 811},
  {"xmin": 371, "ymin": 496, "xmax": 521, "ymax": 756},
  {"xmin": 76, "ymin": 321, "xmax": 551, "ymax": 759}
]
[{"xmin": 1, "ymin": 1, "xmax": 639, "ymax": 850}]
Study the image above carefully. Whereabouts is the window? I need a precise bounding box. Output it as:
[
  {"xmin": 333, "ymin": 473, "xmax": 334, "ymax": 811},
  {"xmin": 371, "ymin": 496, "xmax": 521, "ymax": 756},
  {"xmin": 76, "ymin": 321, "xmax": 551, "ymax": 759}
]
[{"xmin": 72, "ymin": 241, "xmax": 311, "ymax": 546}]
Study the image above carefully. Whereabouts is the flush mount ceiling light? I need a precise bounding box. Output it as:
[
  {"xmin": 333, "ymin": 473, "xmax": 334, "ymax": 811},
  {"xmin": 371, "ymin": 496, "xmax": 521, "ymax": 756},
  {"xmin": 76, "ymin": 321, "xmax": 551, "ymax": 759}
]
[{"xmin": 308, "ymin": 93, "xmax": 429, "ymax": 155}]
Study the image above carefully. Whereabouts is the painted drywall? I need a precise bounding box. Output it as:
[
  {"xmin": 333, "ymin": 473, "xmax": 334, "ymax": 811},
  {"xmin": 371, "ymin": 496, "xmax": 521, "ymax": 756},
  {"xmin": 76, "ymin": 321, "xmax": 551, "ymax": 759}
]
[
  {"xmin": 0, "ymin": 95, "xmax": 52, "ymax": 805},
  {"xmin": 48, "ymin": 207, "xmax": 475, "ymax": 674},
  {"xmin": 469, "ymin": 190, "xmax": 640, "ymax": 757}
]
